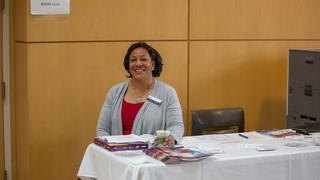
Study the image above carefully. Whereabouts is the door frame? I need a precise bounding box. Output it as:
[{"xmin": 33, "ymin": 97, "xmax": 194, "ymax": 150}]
[
  {"xmin": 1, "ymin": 0, "xmax": 5, "ymax": 178},
  {"xmin": 2, "ymin": 0, "xmax": 12, "ymax": 179}
]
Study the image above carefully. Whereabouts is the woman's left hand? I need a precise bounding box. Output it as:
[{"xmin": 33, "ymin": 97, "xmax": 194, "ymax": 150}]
[{"xmin": 163, "ymin": 135, "xmax": 176, "ymax": 148}]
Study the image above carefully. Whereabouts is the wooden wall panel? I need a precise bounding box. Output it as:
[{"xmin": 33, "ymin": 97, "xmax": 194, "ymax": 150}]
[
  {"xmin": 14, "ymin": 0, "xmax": 28, "ymax": 41},
  {"xmin": 14, "ymin": 41, "xmax": 187, "ymax": 180},
  {"xmin": 190, "ymin": 0, "xmax": 320, "ymax": 39},
  {"xmin": 15, "ymin": 0, "xmax": 188, "ymax": 42},
  {"xmin": 189, "ymin": 41, "xmax": 320, "ymax": 134},
  {"xmin": 15, "ymin": 43, "xmax": 29, "ymax": 180}
]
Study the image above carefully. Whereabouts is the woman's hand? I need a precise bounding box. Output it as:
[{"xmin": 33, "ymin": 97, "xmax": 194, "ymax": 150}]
[{"xmin": 163, "ymin": 135, "xmax": 176, "ymax": 148}]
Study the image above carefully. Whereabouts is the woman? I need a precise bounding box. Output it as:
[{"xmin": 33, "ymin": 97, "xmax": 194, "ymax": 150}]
[{"xmin": 96, "ymin": 42, "xmax": 184, "ymax": 147}]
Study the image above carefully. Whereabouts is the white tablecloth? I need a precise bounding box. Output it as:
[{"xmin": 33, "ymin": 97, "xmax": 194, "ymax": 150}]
[{"xmin": 78, "ymin": 132, "xmax": 320, "ymax": 180}]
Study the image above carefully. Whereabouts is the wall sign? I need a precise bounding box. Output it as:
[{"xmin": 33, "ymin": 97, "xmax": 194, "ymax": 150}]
[{"xmin": 31, "ymin": 0, "xmax": 70, "ymax": 15}]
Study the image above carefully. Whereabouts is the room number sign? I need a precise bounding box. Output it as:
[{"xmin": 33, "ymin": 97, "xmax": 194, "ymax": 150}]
[{"xmin": 31, "ymin": 0, "xmax": 70, "ymax": 15}]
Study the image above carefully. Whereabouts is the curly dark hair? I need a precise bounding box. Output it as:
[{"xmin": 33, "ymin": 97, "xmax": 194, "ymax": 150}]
[{"xmin": 124, "ymin": 42, "xmax": 163, "ymax": 78}]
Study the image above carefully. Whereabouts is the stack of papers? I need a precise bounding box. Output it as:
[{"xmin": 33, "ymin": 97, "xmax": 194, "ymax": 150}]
[{"xmin": 94, "ymin": 134, "xmax": 148, "ymax": 151}]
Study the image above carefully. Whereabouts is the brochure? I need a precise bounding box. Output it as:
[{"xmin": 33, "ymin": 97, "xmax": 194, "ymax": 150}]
[
  {"xmin": 145, "ymin": 147, "xmax": 213, "ymax": 164},
  {"xmin": 259, "ymin": 129, "xmax": 297, "ymax": 137}
]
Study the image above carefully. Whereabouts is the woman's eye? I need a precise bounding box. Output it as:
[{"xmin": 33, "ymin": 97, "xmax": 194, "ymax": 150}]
[{"xmin": 130, "ymin": 58, "xmax": 136, "ymax": 62}]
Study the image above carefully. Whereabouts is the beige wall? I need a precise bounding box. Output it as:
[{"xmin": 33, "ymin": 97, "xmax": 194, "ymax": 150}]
[
  {"xmin": 15, "ymin": 0, "xmax": 188, "ymax": 41},
  {"xmin": 12, "ymin": 0, "xmax": 320, "ymax": 179},
  {"xmin": 14, "ymin": 41, "xmax": 187, "ymax": 180},
  {"xmin": 190, "ymin": 0, "xmax": 320, "ymax": 39},
  {"xmin": 189, "ymin": 41, "xmax": 320, "ymax": 132}
]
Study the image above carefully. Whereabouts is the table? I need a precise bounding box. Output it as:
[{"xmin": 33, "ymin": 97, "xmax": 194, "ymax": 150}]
[{"xmin": 77, "ymin": 132, "xmax": 320, "ymax": 180}]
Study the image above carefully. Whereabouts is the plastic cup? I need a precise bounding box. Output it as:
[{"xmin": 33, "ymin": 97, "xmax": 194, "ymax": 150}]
[{"xmin": 156, "ymin": 130, "xmax": 170, "ymax": 146}]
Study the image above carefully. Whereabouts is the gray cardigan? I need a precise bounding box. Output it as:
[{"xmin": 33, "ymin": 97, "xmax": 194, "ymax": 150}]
[{"xmin": 96, "ymin": 79, "xmax": 184, "ymax": 143}]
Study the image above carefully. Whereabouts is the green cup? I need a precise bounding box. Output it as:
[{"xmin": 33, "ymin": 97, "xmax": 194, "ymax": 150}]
[{"xmin": 156, "ymin": 130, "xmax": 170, "ymax": 146}]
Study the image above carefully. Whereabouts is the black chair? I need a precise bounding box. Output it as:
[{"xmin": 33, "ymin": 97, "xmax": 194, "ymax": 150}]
[{"xmin": 191, "ymin": 108, "xmax": 245, "ymax": 136}]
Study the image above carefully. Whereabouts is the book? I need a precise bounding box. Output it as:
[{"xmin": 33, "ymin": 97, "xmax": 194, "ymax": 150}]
[
  {"xmin": 145, "ymin": 147, "xmax": 212, "ymax": 164},
  {"xmin": 94, "ymin": 135, "xmax": 148, "ymax": 151}
]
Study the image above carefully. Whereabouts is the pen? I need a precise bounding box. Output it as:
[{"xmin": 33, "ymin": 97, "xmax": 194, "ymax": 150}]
[{"xmin": 238, "ymin": 134, "xmax": 248, "ymax": 139}]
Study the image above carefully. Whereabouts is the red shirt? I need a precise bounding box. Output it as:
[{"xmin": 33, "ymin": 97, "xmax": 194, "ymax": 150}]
[{"xmin": 121, "ymin": 99, "xmax": 144, "ymax": 135}]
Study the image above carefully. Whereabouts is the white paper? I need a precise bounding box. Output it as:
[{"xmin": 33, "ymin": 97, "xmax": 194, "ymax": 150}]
[
  {"xmin": 181, "ymin": 136, "xmax": 225, "ymax": 154},
  {"xmin": 241, "ymin": 131, "xmax": 275, "ymax": 140},
  {"xmin": 31, "ymin": 0, "xmax": 70, "ymax": 15},
  {"xmin": 99, "ymin": 134, "xmax": 147, "ymax": 143},
  {"xmin": 193, "ymin": 134, "xmax": 240, "ymax": 144},
  {"xmin": 256, "ymin": 145, "xmax": 277, "ymax": 151}
]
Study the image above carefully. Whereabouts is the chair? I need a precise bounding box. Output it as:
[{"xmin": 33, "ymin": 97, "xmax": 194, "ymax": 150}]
[{"xmin": 191, "ymin": 108, "xmax": 245, "ymax": 136}]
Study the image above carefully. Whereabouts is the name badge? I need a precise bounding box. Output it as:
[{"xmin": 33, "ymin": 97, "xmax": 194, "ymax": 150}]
[{"xmin": 147, "ymin": 95, "xmax": 162, "ymax": 105}]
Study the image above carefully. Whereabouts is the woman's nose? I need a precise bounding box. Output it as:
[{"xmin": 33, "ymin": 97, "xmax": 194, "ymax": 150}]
[{"xmin": 136, "ymin": 59, "xmax": 143, "ymax": 65}]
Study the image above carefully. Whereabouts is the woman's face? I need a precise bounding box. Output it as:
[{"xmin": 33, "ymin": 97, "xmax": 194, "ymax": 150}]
[{"xmin": 129, "ymin": 47, "xmax": 155, "ymax": 80}]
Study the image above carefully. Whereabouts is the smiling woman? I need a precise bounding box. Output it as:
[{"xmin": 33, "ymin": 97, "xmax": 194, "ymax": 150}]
[{"xmin": 96, "ymin": 42, "xmax": 184, "ymax": 147}]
